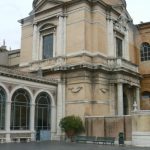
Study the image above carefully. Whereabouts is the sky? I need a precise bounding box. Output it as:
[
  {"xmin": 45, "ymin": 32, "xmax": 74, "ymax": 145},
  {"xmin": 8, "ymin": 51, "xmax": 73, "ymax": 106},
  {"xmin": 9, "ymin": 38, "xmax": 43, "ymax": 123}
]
[{"xmin": 0, "ymin": 0, "xmax": 150, "ymax": 50}]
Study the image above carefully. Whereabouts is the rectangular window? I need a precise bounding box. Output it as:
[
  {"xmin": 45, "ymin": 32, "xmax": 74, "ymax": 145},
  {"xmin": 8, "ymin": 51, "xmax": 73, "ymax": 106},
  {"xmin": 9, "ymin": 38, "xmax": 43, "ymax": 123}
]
[
  {"xmin": 43, "ymin": 34, "xmax": 53, "ymax": 59},
  {"xmin": 116, "ymin": 37, "xmax": 123, "ymax": 58}
]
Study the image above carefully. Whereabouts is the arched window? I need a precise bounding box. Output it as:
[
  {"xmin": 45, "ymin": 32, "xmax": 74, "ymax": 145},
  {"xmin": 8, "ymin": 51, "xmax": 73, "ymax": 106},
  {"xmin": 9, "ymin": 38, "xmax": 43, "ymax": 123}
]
[
  {"xmin": 141, "ymin": 91, "xmax": 150, "ymax": 110},
  {"xmin": 11, "ymin": 89, "xmax": 30, "ymax": 130},
  {"xmin": 35, "ymin": 92, "xmax": 51, "ymax": 130},
  {"xmin": 0, "ymin": 86, "xmax": 6, "ymax": 130},
  {"xmin": 39, "ymin": 23, "xmax": 55, "ymax": 60},
  {"xmin": 140, "ymin": 42, "xmax": 150, "ymax": 61}
]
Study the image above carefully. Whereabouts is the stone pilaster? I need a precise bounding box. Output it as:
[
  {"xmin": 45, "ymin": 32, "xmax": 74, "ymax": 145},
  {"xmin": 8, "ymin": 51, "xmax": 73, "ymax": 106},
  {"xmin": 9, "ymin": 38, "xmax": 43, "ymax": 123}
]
[
  {"xmin": 56, "ymin": 15, "xmax": 66, "ymax": 57},
  {"xmin": 5, "ymin": 101, "xmax": 11, "ymax": 142},
  {"xmin": 51, "ymin": 105, "xmax": 57, "ymax": 140},
  {"xmin": 32, "ymin": 24, "xmax": 38, "ymax": 61},
  {"xmin": 107, "ymin": 18, "xmax": 114, "ymax": 57},
  {"xmin": 117, "ymin": 83, "xmax": 123, "ymax": 115},
  {"xmin": 56, "ymin": 80, "xmax": 65, "ymax": 139},
  {"xmin": 109, "ymin": 83, "xmax": 116, "ymax": 115},
  {"xmin": 30, "ymin": 103, "xmax": 35, "ymax": 141},
  {"xmin": 136, "ymin": 87, "xmax": 140, "ymax": 111}
]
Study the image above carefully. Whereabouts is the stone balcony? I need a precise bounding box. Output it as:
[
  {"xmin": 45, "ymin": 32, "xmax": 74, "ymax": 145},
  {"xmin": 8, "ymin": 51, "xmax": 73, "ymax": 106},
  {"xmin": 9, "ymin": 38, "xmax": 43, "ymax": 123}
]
[
  {"xmin": 108, "ymin": 58, "xmax": 139, "ymax": 73},
  {"xmin": 20, "ymin": 54, "xmax": 139, "ymax": 74}
]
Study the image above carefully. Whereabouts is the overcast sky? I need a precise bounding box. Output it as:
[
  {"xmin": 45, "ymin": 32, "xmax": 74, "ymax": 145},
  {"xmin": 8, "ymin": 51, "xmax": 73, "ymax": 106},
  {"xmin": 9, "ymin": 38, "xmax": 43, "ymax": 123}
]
[{"xmin": 0, "ymin": 0, "xmax": 150, "ymax": 49}]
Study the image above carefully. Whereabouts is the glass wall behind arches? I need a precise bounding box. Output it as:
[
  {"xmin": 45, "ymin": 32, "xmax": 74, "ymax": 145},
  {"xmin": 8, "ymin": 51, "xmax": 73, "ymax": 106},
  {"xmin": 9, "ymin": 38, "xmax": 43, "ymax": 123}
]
[
  {"xmin": 35, "ymin": 92, "xmax": 51, "ymax": 130},
  {"xmin": 0, "ymin": 86, "xmax": 6, "ymax": 130},
  {"xmin": 10, "ymin": 89, "xmax": 31, "ymax": 130}
]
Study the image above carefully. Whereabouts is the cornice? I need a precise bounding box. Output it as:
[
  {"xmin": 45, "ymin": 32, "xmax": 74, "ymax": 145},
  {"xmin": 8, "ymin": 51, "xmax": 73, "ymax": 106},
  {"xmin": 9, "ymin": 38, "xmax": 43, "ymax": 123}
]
[
  {"xmin": 0, "ymin": 66, "xmax": 57, "ymax": 85},
  {"xmin": 33, "ymin": 0, "xmax": 64, "ymax": 9}
]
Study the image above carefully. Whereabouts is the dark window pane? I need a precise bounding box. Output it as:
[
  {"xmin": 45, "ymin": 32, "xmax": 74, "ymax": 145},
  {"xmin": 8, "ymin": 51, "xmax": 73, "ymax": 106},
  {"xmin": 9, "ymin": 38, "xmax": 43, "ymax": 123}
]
[
  {"xmin": 142, "ymin": 92, "xmax": 150, "ymax": 100},
  {"xmin": 43, "ymin": 34, "xmax": 53, "ymax": 59},
  {"xmin": 116, "ymin": 37, "xmax": 122, "ymax": 57},
  {"xmin": 11, "ymin": 89, "xmax": 30, "ymax": 130},
  {"xmin": 35, "ymin": 92, "xmax": 51, "ymax": 130},
  {"xmin": 144, "ymin": 53, "xmax": 147, "ymax": 57},
  {"xmin": 0, "ymin": 87, "xmax": 6, "ymax": 130},
  {"xmin": 144, "ymin": 47, "xmax": 148, "ymax": 53}
]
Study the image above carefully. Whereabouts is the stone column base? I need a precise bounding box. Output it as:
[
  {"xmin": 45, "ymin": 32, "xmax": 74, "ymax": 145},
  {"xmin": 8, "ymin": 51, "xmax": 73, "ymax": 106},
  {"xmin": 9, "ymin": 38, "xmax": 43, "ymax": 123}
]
[
  {"xmin": 132, "ymin": 132, "xmax": 150, "ymax": 147},
  {"xmin": 5, "ymin": 133, "xmax": 11, "ymax": 143}
]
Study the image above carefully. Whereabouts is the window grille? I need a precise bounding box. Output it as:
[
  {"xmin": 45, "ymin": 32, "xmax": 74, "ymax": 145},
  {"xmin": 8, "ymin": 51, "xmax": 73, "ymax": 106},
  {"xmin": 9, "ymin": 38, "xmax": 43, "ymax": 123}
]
[
  {"xmin": 0, "ymin": 87, "xmax": 6, "ymax": 130},
  {"xmin": 35, "ymin": 92, "xmax": 51, "ymax": 130},
  {"xmin": 11, "ymin": 89, "xmax": 30, "ymax": 130},
  {"xmin": 140, "ymin": 42, "xmax": 150, "ymax": 61}
]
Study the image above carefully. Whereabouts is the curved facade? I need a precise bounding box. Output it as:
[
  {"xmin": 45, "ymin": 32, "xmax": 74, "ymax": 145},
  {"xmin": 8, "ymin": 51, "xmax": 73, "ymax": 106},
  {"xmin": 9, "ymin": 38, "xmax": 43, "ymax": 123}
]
[{"xmin": 0, "ymin": 0, "xmax": 150, "ymax": 147}]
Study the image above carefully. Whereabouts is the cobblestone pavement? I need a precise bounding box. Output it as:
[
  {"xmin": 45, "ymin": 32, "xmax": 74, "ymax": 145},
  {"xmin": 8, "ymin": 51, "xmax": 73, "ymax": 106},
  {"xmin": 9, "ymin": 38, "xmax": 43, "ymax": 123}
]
[{"xmin": 0, "ymin": 141, "xmax": 150, "ymax": 150}]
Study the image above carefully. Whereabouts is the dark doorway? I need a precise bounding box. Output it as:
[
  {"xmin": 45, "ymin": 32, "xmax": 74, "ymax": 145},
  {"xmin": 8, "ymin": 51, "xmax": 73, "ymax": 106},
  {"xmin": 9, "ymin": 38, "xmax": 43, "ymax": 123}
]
[{"xmin": 123, "ymin": 93, "xmax": 128, "ymax": 115}]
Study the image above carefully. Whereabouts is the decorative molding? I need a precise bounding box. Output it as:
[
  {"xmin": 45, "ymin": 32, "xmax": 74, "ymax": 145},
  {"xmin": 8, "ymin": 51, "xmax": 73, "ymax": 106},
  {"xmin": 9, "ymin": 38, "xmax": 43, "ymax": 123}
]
[
  {"xmin": 100, "ymin": 88, "xmax": 108, "ymax": 93},
  {"xmin": 66, "ymin": 99, "xmax": 110, "ymax": 105},
  {"xmin": 132, "ymin": 132, "xmax": 150, "ymax": 147},
  {"xmin": 8, "ymin": 86, "xmax": 12, "ymax": 92},
  {"xmin": 68, "ymin": 86, "xmax": 83, "ymax": 93},
  {"xmin": 51, "ymin": 90, "xmax": 56, "ymax": 96}
]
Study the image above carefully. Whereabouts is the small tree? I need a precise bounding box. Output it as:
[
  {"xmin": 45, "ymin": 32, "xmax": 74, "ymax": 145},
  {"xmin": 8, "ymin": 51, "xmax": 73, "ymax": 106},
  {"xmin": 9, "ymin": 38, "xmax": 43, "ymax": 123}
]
[{"xmin": 59, "ymin": 115, "xmax": 85, "ymax": 139}]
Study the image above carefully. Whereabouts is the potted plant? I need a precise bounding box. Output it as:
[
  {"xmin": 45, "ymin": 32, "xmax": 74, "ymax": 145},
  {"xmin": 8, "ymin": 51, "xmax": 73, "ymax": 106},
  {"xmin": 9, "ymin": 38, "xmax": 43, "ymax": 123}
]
[{"xmin": 59, "ymin": 115, "xmax": 85, "ymax": 141}]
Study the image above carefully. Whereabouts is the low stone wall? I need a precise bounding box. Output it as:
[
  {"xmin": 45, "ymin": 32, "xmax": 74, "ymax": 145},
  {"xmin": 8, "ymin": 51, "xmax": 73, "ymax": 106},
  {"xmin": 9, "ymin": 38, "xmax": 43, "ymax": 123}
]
[
  {"xmin": 85, "ymin": 114, "xmax": 150, "ymax": 147},
  {"xmin": 85, "ymin": 115, "xmax": 132, "ymax": 141},
  {"xmin": 132, "ymin": 113, "xmax": 150, "ymax": 147}
]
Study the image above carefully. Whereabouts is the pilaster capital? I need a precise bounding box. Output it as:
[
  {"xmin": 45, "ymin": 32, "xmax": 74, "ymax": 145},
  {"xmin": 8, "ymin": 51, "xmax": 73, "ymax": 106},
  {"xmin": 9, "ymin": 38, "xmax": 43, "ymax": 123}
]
[
  {"xmin": 6, "ymin": 101, "xmax": 11, "ymax": 104},
  {"xmin": 57, "ymin": 13, "xmax": 68, "ymax": 18},
  {"xmin": 106, "ymin": 14, "xmax": 113, "ymax": 21},
  {"xmin": 51, "ymin": 105, "xmax": 56, "ymax": 108},
  {"xmin": 30, "ymin": 103, "xmax": 35, "ymax": 107},
  {"xmin": 33, "ymin": 22, "xmax": 37, "ymax": 26}
]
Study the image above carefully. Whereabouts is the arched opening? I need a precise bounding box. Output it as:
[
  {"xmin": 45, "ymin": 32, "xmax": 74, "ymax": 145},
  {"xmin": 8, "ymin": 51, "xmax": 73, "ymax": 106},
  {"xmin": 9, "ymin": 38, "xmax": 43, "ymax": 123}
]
[
  {"xmin": 11, "ymin": 89, "xmax": 30, "ymax": 130},
  {"xmin": 123, "ymin": 92, "xmax": 128, "ymax": 115},
  {"xmin": 39, "ymin": 23, "xmax": 55, "ymax": 60},
  {"xmin": 141, "ymin": 91, "xmax": 150, "ymax": 110},
  {"xmin": 35, "ymin": 92, "xmax": 51, "ymax": 130},
  {"xmin": 0, "ymin": 86, "xmax": 6, "ymax": 130}
]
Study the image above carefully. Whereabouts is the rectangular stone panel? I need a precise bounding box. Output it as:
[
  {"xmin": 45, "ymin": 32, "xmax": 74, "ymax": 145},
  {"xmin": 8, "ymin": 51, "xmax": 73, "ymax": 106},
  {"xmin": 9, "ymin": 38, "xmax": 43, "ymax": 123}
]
[
  {"xmin": 124, "ymin": 116, "xmax": 132, "ymax": 141},
  {"xmin": 104, "ymin": 117, "xmax": 124, "ymax": 138},
  {"xmin": 85, "ymin": 117, "xmax": 104, "ymax": 137}
]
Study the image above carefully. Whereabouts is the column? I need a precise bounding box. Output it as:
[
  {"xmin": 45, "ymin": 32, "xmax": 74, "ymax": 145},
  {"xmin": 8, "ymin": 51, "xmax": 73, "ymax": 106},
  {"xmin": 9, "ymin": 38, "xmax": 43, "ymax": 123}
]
[
  {"xmin": 136, "ymin": 87, "xmax": 140, "ymax": 110},
  {"xmin": 117, "ymin": 83, "xmax": 123, "ymax": 115},
  {"xmin": 32, "ymin": 24, "xmax": 38, "ymax": 61},
  {"xmin": 56, "ymin": 80, "xmax": 65, "ymax": 139},
  {"xmin": 30, "ymin": 103, "xmax": 35, "ymax": 141},
  {"xmin": 5, "ymin": 101, "xmax": 11, "ymax": 142}
]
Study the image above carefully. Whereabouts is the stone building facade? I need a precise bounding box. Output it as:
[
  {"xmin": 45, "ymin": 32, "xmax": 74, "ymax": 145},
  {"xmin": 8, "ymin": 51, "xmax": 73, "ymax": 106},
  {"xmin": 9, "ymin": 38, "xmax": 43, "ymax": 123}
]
[{"xmin": 0, "ymin": 0, "xmax": 150, "ymax": 147}]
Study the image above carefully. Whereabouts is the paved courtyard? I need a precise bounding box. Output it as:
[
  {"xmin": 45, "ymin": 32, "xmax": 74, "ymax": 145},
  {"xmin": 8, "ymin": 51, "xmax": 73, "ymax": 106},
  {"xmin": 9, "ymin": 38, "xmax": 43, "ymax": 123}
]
[{"xmin": 0, "ymin": 141, "xmax": 149, "ymax": 150}]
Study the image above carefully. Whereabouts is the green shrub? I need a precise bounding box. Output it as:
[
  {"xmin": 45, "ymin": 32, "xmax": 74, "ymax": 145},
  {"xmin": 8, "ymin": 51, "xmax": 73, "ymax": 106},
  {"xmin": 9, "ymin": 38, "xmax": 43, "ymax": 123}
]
[{"xmin": 59, "ymin": 115, "xmax": 85, "ymax": 137}]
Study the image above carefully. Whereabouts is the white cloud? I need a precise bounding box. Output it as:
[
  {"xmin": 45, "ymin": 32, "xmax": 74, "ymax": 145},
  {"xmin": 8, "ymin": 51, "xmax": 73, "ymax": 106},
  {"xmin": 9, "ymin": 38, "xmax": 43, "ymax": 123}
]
[{"xmin": 0, "ymin": 0, "xmax": 149, "ymax": 49}]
